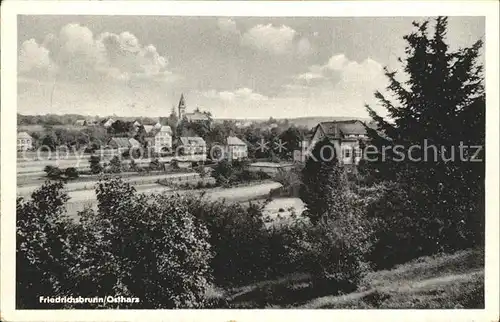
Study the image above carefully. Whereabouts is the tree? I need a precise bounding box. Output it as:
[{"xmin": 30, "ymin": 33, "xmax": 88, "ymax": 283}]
[
  {"xmin": 65, "ymin": 167, "xmax": 79, "ymax": 179},
  {"xmin": 364, "ymin": 17, "xmax": 485, "ymax": 252},
  {"xmin": 109, "ymin": 156, "xmax": 122, "ymax": 173},
  {"xmin": 212, "ymin": 160, "xmax": 234, "ymax": 186},
  {"xmin": 89, "ymin": 155, "xmax": 103, "ymax": 174},
  {"xmin": 300, "ymin": 138, "xmax": 348, "ymax": 223},
  {"xmin": 44, "ymin": 165, "xmax": 63, "ymax": 180},
  {"xmin": 80, "ymin": 178, "xmax": 213, "ymax": 308},
  {"xmin": 278, "ymin": 126, "xmax": 304, "ymax": 159},
  {"xmin": 16, "ymin": 181, "xmax": 80, "ymax": 308}
]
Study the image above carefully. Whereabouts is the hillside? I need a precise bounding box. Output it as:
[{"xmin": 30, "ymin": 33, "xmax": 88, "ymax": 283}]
[{"xmin": 208, "ymin": 248, "xmax": 484, "ymax": 309}]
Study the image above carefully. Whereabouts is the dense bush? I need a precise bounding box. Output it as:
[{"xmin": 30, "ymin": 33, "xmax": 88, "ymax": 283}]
[
  {"xmin": 364, "ymin": 181, "xmax": 483, "ymax": 270},
  {"xmin": 89, "ymin": 155, "xmax": 103, "ymax": 174},
  {"xmin": 65, "ymin": 167, "xmax": 79, "ymax": 179},
  {"xmin": 108, "ymin": 156, "xmax": 122, "ymax": 173},
  {"xmin": 17, "ymin": 178, "xmax": 213, "ymax": 309},
  {"xmin": 16, "ymin": 181, "xmax": 81, "ymax": 308}
]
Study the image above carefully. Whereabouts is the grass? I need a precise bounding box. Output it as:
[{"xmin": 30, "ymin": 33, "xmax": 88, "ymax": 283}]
[{"xmin": 207, "ymin": 248, "xmax": 484, "ymax": 309}]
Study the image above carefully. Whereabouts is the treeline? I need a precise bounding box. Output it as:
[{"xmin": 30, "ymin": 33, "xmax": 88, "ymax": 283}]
[
  {"xmin": 17, "ymin": 113, "xmax": 160, "ymax": 126},
  {"xmin": 23, "ymin": 114, "xmax": 309, "ymax": 161}
]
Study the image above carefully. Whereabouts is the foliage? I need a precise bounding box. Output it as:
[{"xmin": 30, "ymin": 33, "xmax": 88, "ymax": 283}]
[
  {"xmin": 89, "ymin": 155, "xmax": 103, "ymax": 174},
  {"xmin": 300, "ymin": 137, "xmax": 348, "ymax": 223},
  {"xmin": 108, "ymin": 156, "xmax": 122, "ymax": 173},
  {"xmin": 149, "ymin": 158, "xmax": 163, "ymax": 171},
  {"xmin": 363, "ymin": 17, "xmax": 485, "ymax": 255},
  {"xmin": 16, "ymin": 181, "xmax": 82, "ymax": 308},
  {"xmin": 64, "ymin": 167, "xmax": 79, "ymax": 179},
  {"xmin": 212, "ymin": 160, "xmax": 234, "ymax": 186},
  {"xmin": 17, "ymin": 178, "xmax": 214, "ymax": 309}
]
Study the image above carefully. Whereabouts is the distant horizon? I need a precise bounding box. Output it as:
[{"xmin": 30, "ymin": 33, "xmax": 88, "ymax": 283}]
[{"xmin": 17, "ymin": 112, "xmax": 371, "ymax": 122}]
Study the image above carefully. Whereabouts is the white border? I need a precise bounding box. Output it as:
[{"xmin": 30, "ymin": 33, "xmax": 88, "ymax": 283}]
[{"xmin": 1, "ymin": 1, "xmax": 499, "ymax": 321}]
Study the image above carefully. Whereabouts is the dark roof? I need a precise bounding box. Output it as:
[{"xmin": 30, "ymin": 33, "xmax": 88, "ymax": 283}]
[
  {"xmin": 318, "ymin": 120, "xmax": 367, "ymax": 138},
  {"xmin": 108, "ymin": 137, "xmax": 140, "ymax": 148}
]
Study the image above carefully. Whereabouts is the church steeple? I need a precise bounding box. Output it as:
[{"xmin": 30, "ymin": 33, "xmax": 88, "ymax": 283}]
[{"xmin": 178, "ymin": 94, "xmax": 186, "ymax": 120}]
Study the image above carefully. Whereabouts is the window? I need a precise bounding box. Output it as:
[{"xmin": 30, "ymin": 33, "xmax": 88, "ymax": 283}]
[
  {"xmin": 343, "ymin": 148, "xmax": 352, "ymax": 158},
  {"xmin": 355, "ymin": 148, "xmax": 362, "ymax": 158}
]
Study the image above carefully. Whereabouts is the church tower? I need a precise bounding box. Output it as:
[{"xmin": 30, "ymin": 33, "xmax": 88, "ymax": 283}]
[{"xmin": 178, "ymin": 94, "xmax": 186, "ymax": 120}]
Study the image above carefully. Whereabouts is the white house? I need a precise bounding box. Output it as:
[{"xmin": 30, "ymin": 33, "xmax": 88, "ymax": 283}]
[
  {"xmin": 178, "ymin": 137, "xmax": 206, "ymax": 155},
  {"xmin": 103, "ymin": 118, "xmax": 115, "ymax": 128},
  {"xmin": 17, "ymin": 132, "xmax": 33, "ymax": 151},
  {"xmin": 226, "ymin": 136, "xmax": 248, "ymax": 160},
  {"xmin": 146, "ymin": 125, "xmax": 173, "ymax": 153},
  {"xmin": 75, "ymin": 119, "xmax": 86, "ymax": 126}
]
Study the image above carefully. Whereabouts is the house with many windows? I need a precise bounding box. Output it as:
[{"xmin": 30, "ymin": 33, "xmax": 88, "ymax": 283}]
[
  {"xmin": 145, "ymin": 125, "xmax": 173, "ymax": 153},
  {"xmin": 297, "ymin": 120, "xmax": 368, "ymax": 166},
  {"xmin": 177, "ymin": 136, "xmax": 206, "ymax": 155},
  {"xmin": 17, "ymin": 132, "xmax": 33, "ymax": 151}
]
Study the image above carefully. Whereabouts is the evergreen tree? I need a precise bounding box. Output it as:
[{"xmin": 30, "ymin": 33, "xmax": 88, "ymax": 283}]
[
  {"xmin": 300, "ymin": 137, "xmax": 347, "ymax": 223},
  {"xmin": 364, "ymin": 17, "xmax": 485, "ymax": 250}
]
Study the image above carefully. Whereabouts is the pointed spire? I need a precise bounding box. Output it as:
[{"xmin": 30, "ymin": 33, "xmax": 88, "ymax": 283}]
[{"xmin": 178, "ymin": 93, "xmax": 186, "ymax": 120}]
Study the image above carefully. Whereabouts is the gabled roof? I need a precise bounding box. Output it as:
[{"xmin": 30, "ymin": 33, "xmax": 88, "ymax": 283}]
[
  {"xmin": 108, "ymin": 137, "xmax": 139, "ymax": 148},
  {"xmin": 17, "ymin": 131, "xmax": 32, "ymax": 139},
  {"xmin": 143, "ymin": 125, "xmax": 154, "ymax": 133},
  {"xmin": 179, "ymin": 136, "xmax": 206, "ymax": 146},
  {"xmin": 147, "ymin": 125, "xmax": 173, "ymax": 137},
  {"xmin": 317, "ymin": 120, "xmax": 367, "ymax": 138},
  {"xmin": 227, "ymin": 136, "xmax": 246, "ymax": 146}
]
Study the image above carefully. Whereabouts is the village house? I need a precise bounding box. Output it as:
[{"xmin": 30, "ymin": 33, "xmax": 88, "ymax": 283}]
[
  {"xmin": 297, "ymin": 120, "xmax": 368, "ymax": 166},
  {"xmin": 103, "ymin": 118, "xmax": 115, "ymax": 128},
  {"xmin": 226, "ymin": 136, "xmax": 248, "ymax": 160},
  {"xmin": 177, "ymin": 136, "xmax": 206, "ymax": 155},
  {"xmin": 145, "ymin": 125, "xmax": 173, "ymax": 153},
  {"xmin": 133, "ymin": 120, "xmax": 141, "ymax": 128},
  {"xmin": 17, "ymin": 132, "xmax": 33, "ymax": 151},
  {"xmin": 107, "ymin": 137, "xmax": 141, "ymax": 154}
]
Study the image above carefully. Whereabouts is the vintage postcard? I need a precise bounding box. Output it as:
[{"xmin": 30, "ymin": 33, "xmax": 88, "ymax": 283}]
[{"xmin": 1, "ymin": 1, "xmax": 499, "ymax": 321}]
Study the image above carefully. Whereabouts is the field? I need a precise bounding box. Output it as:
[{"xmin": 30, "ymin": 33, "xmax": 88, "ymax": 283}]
[{"xmin": 210, "ymin": 248, "xmax": 484, "ymax": 309}]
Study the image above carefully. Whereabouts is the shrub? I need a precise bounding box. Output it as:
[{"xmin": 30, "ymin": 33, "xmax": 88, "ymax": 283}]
[
  {"xmin": 16, "ymin": 181, "xmax": 81, "ymax": 308},
  {"xmin": 89, "ymin": 155, "xmax": 102, "ymax": 174},
  {"xmin": 149, "ymin": 158, "xmax": 163, "ymax": 171},
  {"xmin": 17, "ymin": 178, "xmax": 214, "ymax": 309},
  {"xmin": 77, "ymin": 179, "xmax": 214, "ymax": 308},
  {"xmin": 64, "ymin": 167, "xmax": 79, "ymax": 179},
  {"xmin": 109, "ymin": 156, "xmax": 122, "ymax": 173},
  {"xmin": 45, "ymin": 166, "xmax": 63, "ymax": 180}
]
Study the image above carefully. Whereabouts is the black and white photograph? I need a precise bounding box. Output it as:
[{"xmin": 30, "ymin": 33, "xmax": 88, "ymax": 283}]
[{"xmin": 1, "ymin": 1, "xmax": 499, "ymax": 321}]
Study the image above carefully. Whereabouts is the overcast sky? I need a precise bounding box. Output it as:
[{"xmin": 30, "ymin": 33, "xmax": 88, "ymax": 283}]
[{"xmin": 17, "ymin": 15, "xmax": 484, "ymax": 119}]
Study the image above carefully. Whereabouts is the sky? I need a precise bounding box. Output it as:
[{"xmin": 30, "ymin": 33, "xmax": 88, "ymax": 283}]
[{"xmin": 17, "ymin": 15, "xmax": 484, "ymax": 119}]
